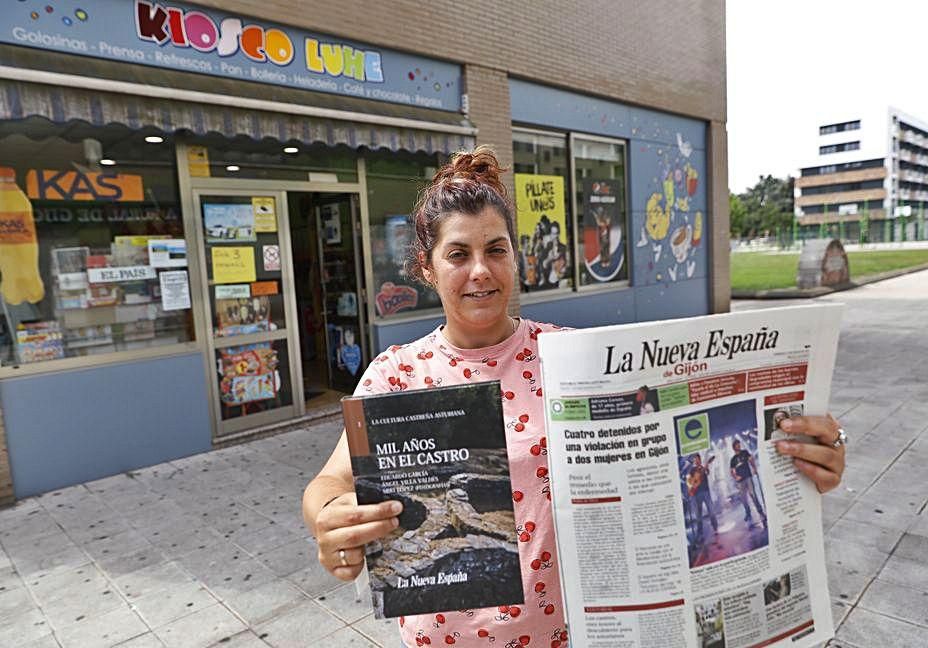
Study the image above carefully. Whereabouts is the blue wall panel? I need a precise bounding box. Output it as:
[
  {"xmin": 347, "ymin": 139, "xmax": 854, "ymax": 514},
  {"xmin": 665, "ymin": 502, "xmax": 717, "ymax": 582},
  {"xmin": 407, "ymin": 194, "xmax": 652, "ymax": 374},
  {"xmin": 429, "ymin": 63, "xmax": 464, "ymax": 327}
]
[
  {"xmin": 510, "ymin": 78, "xmax": 632, "ymax": 138},
  {"xmin": 628, "ymin": 106, "xmax": 707, "ymax": 150},
  {"xmin": 510, "ymin": 79, "xmax": 706, "ymax": 150},
  {"xmin": 1, "ymin": 353, "xmax": 211, "ymax": 498},
  {"xmin": 634, "ymin": 279, "xmax": 708, "ymax": 323},
  {"xmin": 522, "ymin": 290, "xmax": 637, "ymax": 329},
  {"xmin": 372, "ymin": 316, "xmax": 444, "ymax": 354}
]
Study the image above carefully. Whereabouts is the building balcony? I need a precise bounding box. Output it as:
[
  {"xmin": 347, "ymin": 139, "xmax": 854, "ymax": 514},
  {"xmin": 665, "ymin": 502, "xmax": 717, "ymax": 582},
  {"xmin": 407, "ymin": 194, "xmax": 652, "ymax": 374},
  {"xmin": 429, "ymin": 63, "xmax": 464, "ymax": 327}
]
[
  {"xmin": 796, "ymin": 187, "xmax": 886, "ymax": 207},
  {"xmin": 794, "ymin": 166, "xmax": 887, "ymax": 188},
  {"xmin": 796, "ymin": 208, "xmax": 886, "ymax": 226}
]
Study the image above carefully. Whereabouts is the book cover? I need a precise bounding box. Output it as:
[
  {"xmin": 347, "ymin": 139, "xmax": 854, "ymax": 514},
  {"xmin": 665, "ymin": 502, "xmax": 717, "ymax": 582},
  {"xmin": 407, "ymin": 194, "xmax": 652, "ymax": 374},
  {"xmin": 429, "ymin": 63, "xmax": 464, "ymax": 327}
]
[{"xmin": 342, "ymin": 380, "xmax": 524, "ymax": 619}]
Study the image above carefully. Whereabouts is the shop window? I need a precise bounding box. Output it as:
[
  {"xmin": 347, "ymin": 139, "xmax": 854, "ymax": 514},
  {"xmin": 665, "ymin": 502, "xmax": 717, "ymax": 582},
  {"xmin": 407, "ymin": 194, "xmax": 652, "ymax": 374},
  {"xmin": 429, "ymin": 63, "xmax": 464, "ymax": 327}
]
[
  {"xmin": 572, "ymin": 136, "xmax": 629, "ymax": 286},
  {"xmin": 366, "ymin": 149, "xmax": 442, "ymax": 319},
  {"xmin": 187, "ymin": 136, "xmax": 358, "ymax": 183},
  {"xmin": 0, "ymin": 122, "xmax": 193, "ymax": 367},
  {"xmin": 199, "ymin": 195, "xmax": 289, "ymax": 337},
  {"xmin": 512, "ymin": 129, "xmax": 572, "ymax": 292}
]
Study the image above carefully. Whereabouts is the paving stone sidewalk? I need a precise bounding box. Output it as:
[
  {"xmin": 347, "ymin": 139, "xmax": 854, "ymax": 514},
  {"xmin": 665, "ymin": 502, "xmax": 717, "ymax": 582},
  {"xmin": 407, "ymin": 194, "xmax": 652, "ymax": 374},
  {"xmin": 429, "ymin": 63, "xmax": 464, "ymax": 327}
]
[
  {"xmin": 734, "ymin": 269, "xmax": 928, "ymax": 648},
  {"xmin": 0, "ymin": 419, "xmax": 389, "ymax": 648},
  {"xmin": 1, "ymin": 269, "xmax": 926, "ymax": 647}
]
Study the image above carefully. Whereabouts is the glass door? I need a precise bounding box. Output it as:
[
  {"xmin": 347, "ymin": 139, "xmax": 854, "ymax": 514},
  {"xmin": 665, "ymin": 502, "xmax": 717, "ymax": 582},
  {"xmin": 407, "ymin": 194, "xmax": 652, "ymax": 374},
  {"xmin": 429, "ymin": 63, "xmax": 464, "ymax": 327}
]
[
  {"xmin": 316, "ymin": 193, "xmax": 368, "ymax": 394},
  {"xmin": 193, "ymin": 190, "xmax": 301, "ymax": 436}
]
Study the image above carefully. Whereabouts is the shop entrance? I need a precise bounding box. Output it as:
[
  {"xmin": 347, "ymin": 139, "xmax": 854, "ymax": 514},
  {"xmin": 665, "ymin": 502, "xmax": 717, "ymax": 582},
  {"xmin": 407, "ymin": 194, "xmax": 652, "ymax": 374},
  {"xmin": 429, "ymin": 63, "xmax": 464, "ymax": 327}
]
[
  {"xmin": 190, "ymin": 186, "xmax": 367, "ymax": 440},
  {"xmin": 288, "ymin": 192, "xmax": 368, "ymax": 410}
]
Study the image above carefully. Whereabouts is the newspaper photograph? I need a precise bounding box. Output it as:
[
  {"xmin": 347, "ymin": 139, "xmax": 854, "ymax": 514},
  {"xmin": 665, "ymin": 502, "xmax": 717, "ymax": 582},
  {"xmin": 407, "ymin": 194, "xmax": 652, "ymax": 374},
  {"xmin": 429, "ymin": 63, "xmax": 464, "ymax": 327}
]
[{"xmin": 537, "ymin": 304, "xmax": 843, "ymax": 648}]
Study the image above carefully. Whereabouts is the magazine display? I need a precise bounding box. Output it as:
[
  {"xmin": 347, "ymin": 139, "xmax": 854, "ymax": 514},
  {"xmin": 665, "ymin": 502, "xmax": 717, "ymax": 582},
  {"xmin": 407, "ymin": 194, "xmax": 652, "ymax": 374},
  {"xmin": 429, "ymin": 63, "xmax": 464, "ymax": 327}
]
[
  {"xmin": 342, "ymin": 381, "xmax": 524, "ymax": 619},
  {"xmin": 537, "ymin": 304, "xmax": 842, "ymax": 648}
]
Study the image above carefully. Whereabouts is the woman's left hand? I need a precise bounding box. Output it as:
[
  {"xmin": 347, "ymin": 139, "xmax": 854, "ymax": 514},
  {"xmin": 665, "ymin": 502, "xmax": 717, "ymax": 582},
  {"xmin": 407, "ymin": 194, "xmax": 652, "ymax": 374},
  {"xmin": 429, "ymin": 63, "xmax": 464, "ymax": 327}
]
[{"xmin": 774, "ymin": 414, "xmax": 846, "ymax": 493}]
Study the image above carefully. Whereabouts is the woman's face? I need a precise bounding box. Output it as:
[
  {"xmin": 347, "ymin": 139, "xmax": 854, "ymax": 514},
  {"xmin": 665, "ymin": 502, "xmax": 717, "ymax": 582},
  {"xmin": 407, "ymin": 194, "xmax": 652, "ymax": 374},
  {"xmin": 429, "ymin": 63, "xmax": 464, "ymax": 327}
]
[{"xmin": 423, "ymin": 206, "xmax": 516, "ymax": 339}]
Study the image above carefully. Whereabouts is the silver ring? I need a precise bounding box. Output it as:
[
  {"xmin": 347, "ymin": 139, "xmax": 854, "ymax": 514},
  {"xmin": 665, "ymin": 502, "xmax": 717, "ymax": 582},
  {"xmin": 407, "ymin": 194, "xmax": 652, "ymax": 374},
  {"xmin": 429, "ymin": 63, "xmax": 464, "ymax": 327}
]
[
  {"xmin": 338, "ymin": 549, "xmax": 348, "ymax": 567},
  {"xmin": 831, "ymin": 428, "xmax": 847, "ymax": 448}
]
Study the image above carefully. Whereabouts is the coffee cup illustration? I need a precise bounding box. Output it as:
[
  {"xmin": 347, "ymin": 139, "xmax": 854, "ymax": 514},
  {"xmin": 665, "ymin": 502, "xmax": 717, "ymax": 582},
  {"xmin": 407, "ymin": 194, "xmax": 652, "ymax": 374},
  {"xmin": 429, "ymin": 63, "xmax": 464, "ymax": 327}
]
[{"xmin": 671, "ymin": 224, "xmax": 692, "ymax": 263}]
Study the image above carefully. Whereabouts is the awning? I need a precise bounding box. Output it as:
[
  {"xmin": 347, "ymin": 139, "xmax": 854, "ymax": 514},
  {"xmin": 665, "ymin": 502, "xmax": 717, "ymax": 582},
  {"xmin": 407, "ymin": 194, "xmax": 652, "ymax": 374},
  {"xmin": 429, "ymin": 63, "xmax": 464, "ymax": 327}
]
[{"xmin": 0, "ymin": 45, "xmax": 475, "ymax": 155}]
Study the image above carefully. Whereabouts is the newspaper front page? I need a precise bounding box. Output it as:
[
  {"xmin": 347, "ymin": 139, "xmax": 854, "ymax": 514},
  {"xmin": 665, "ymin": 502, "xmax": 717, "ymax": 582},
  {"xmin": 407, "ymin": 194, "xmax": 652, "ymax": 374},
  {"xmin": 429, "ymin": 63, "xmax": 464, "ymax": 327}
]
[{"xmin": 537, "ymin": 304, "xmax": 842, "ymax": 648}]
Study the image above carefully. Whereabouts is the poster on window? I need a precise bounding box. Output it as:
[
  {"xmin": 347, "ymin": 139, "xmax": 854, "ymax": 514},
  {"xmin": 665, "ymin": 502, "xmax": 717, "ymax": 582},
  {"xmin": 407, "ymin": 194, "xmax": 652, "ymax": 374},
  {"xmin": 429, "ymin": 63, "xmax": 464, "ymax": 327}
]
[
  {"xmin": 263, "ymin": 245, "xmax": 281, "ymax": 271},
  {"xmin": 252, "ymin": 197, "xmax": 277, "ymax": 233},
  {"xmin": 218, "ymin": 343, "xmax": 278, "ymax": 404},
  {"xmin": 215, "ymin": 296, "xmax": 271, "ymax": 336},
  {"xmin": 582, "ymin": 178, "xmax": 625, "ymax": 282},
  {"xmin": 211, "ymin": 247, "xmax": 256, "ymax": 284},
  {"xmin": 371, "ymin": 214, "xmax": 432, "ymax": 317},
  {"xmin": 329, "ymin": 323, "xmax": 363, "ymax": 376},
  {"xmin": 321, "ymin": 204, "xmax": 342, "ymax": 244},
  {"xmin": 187, "ymin": 146, "xmax": 211, "ymax": 178},
  {"xmin": 514, "ymin": 174, "xmax": 569, "ymax": 290},
  {"xmin": 148, "ymin": 239, "xmax": 187, "ymax": 268},
  {"xmin": 159, "ymin": 270, "xmax": 191, "ymax": 311},
  {"xmin": 204, "ymin": 203, "xmax": 256, "ymax": 242}
]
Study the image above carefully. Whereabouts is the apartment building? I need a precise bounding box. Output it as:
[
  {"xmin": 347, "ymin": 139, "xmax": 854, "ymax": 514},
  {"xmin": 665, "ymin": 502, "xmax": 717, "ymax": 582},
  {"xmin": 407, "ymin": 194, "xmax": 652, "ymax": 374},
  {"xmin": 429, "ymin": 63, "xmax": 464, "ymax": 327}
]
[{"xmin": 794, "ymin": 107, "xmax": 927, "ymax": 241}]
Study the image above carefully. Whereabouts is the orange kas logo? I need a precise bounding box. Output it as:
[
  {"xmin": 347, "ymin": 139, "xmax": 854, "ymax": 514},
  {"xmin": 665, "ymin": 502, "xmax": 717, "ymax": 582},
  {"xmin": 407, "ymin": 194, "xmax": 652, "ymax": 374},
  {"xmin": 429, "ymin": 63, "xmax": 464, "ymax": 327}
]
[{"xmin": 26, "ymin": 170, "xmax": 144, "ymax": 202}]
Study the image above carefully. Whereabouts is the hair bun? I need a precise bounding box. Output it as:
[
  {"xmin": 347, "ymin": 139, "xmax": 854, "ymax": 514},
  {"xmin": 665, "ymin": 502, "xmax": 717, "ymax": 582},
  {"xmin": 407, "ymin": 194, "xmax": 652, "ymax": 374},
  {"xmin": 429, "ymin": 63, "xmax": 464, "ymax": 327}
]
[
  {"xmin": 434, "ymin": 145, "xmax": 508, "ymax": 198},
  {"xmin": 409, "ymin": 145, "xmax": 516, "ymax": 284}
]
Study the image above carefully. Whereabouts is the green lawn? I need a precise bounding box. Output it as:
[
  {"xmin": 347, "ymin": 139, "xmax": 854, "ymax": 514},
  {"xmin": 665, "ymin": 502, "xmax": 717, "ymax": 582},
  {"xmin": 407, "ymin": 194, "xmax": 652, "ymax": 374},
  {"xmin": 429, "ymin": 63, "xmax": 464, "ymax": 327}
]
[{"xmin": 731, "ymin": 249, "xmax": 928, "ymax": 292}]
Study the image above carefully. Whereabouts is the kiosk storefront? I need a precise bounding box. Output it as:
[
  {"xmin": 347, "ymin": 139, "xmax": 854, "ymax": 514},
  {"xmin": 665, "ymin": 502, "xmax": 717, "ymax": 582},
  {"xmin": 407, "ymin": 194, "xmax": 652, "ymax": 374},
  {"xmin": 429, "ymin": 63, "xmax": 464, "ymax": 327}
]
[
  {"xmin": 0, "ymin": 1, "xmax": 473, "ymax": 497},
  {"xmin": 0, "ymin": 1, "xmax": 728, "ymax": 500}
]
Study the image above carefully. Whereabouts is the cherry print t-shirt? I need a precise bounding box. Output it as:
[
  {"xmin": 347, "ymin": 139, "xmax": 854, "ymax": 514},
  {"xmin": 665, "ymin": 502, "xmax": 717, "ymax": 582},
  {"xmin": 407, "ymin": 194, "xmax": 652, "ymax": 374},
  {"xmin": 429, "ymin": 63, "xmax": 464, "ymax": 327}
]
[{"xmin": 354, "ymin": 318, "xmax": 570, "ymax": 648}]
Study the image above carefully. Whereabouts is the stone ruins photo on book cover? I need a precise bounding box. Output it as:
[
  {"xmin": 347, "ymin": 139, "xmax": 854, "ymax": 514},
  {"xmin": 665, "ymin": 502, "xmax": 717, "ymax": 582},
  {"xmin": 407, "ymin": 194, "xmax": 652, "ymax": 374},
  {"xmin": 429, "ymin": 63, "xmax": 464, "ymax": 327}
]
[{"xmin": 344, "ymin": 381, "xmax": 523, "ymax": 619}]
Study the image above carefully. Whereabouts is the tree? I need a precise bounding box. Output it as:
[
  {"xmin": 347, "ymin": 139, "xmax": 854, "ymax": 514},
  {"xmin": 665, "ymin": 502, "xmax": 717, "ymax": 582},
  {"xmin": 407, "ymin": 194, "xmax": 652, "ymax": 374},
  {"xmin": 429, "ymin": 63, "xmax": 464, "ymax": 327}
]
[
  {"xmin": 729, "ymin": 193, "xmax": 748, "ymax": 238},
  {"xmin": 731, "ymin": 175, "xmax": 794, "ymax": 239}
]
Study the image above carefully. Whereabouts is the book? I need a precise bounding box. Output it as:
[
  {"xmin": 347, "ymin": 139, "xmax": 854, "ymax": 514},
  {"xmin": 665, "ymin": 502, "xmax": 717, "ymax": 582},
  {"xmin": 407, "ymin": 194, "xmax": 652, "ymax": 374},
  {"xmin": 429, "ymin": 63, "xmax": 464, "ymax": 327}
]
[{"xmin": 342, "ymin": 380, "xmax": 524, "ymax": 619}]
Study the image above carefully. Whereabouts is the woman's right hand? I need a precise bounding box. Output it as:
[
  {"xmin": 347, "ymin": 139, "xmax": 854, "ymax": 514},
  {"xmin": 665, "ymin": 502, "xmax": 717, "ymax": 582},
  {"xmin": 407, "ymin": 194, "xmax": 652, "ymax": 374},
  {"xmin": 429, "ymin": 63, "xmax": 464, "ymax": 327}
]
[{"xmin": 314, "ymin": 492, "xmax": 404, "ymax": 581}]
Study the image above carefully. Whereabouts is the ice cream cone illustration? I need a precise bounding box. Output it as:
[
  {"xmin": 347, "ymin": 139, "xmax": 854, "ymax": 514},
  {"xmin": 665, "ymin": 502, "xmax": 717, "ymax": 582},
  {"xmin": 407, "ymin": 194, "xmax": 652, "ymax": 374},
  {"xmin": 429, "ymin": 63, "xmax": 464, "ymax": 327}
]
[{"xmin": 0, "ymin": 167, "xmax": 45, "ymax": 304}]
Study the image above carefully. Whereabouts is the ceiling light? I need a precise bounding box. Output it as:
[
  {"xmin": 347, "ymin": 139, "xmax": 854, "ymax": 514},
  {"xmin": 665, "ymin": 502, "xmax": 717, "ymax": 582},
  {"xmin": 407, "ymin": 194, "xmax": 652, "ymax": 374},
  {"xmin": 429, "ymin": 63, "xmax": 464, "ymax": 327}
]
[
  {"xmin": 225, "ymin": 165, "xmax": 240, "ymax": 172},
  {"xmin": 144, "ymin": 135, "xmax": 164, "ymax": 144},
  {"xmin": 283, "ymin": 146, "xmax": 299, "ymax": 154},
  {"xmin": 100, "ymin": 158, "xmax": 116, "ymax": 166}
]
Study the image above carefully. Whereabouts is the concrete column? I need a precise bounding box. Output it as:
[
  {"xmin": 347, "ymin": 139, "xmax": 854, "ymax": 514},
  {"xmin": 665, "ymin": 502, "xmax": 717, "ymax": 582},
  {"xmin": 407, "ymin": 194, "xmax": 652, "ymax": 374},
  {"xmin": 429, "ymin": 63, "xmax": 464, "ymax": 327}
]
[{"xmin": 708, "ymin": 119, "xmax": 731, "ymax": 313}]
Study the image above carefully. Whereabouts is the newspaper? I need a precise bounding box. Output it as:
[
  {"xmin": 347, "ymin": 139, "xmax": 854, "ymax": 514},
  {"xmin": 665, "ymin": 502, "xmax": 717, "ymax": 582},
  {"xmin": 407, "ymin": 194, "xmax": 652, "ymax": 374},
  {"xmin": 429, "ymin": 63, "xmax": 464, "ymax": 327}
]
[{"xmin": 537, "ymin": 304, "xmax": 842, "ymax": 648}]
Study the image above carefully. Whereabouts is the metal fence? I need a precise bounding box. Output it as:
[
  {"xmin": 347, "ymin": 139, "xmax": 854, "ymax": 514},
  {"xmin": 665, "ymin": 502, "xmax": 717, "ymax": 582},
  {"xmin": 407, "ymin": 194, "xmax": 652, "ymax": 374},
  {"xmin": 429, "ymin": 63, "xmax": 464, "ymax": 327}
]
[{"xmin": 734, "ymin": 217, "xmax": 927, "ymax": 251}]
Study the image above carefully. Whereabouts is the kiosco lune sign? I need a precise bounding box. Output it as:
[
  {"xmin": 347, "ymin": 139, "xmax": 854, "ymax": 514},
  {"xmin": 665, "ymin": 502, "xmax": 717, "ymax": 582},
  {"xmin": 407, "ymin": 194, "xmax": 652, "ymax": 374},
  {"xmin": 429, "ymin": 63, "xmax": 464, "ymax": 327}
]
[
  {"xmin": 1, "ymin": 0, "xmax": 461, "ymax": 111},
  {"xmin": 135, "ymin": 2, "xmax": 383, "ymax": 82}
]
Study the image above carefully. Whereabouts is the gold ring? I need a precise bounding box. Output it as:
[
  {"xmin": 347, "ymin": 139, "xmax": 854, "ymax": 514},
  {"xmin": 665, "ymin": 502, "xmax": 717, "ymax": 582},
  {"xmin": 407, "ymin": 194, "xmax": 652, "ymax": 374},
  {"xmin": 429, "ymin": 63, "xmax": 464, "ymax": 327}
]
[{"xmin": 338, "ymin": 549, "xmax": 348, "ymax": 567}]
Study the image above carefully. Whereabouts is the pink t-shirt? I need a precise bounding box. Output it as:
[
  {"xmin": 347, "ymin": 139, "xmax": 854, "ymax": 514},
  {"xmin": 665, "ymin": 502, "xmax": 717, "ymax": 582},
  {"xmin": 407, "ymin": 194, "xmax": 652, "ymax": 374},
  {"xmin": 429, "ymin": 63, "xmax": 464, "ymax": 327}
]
[{"xmin": 354, "ymin": 318, "xmax": 570, "ymax": 648}]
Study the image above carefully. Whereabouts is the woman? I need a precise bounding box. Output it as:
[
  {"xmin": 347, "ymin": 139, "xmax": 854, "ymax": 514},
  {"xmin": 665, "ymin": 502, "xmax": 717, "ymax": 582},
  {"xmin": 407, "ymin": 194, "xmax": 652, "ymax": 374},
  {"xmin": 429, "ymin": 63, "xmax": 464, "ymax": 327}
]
[{"xmin": 302, "ymin": 147, "xmax": 846, "ymax": 647}]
